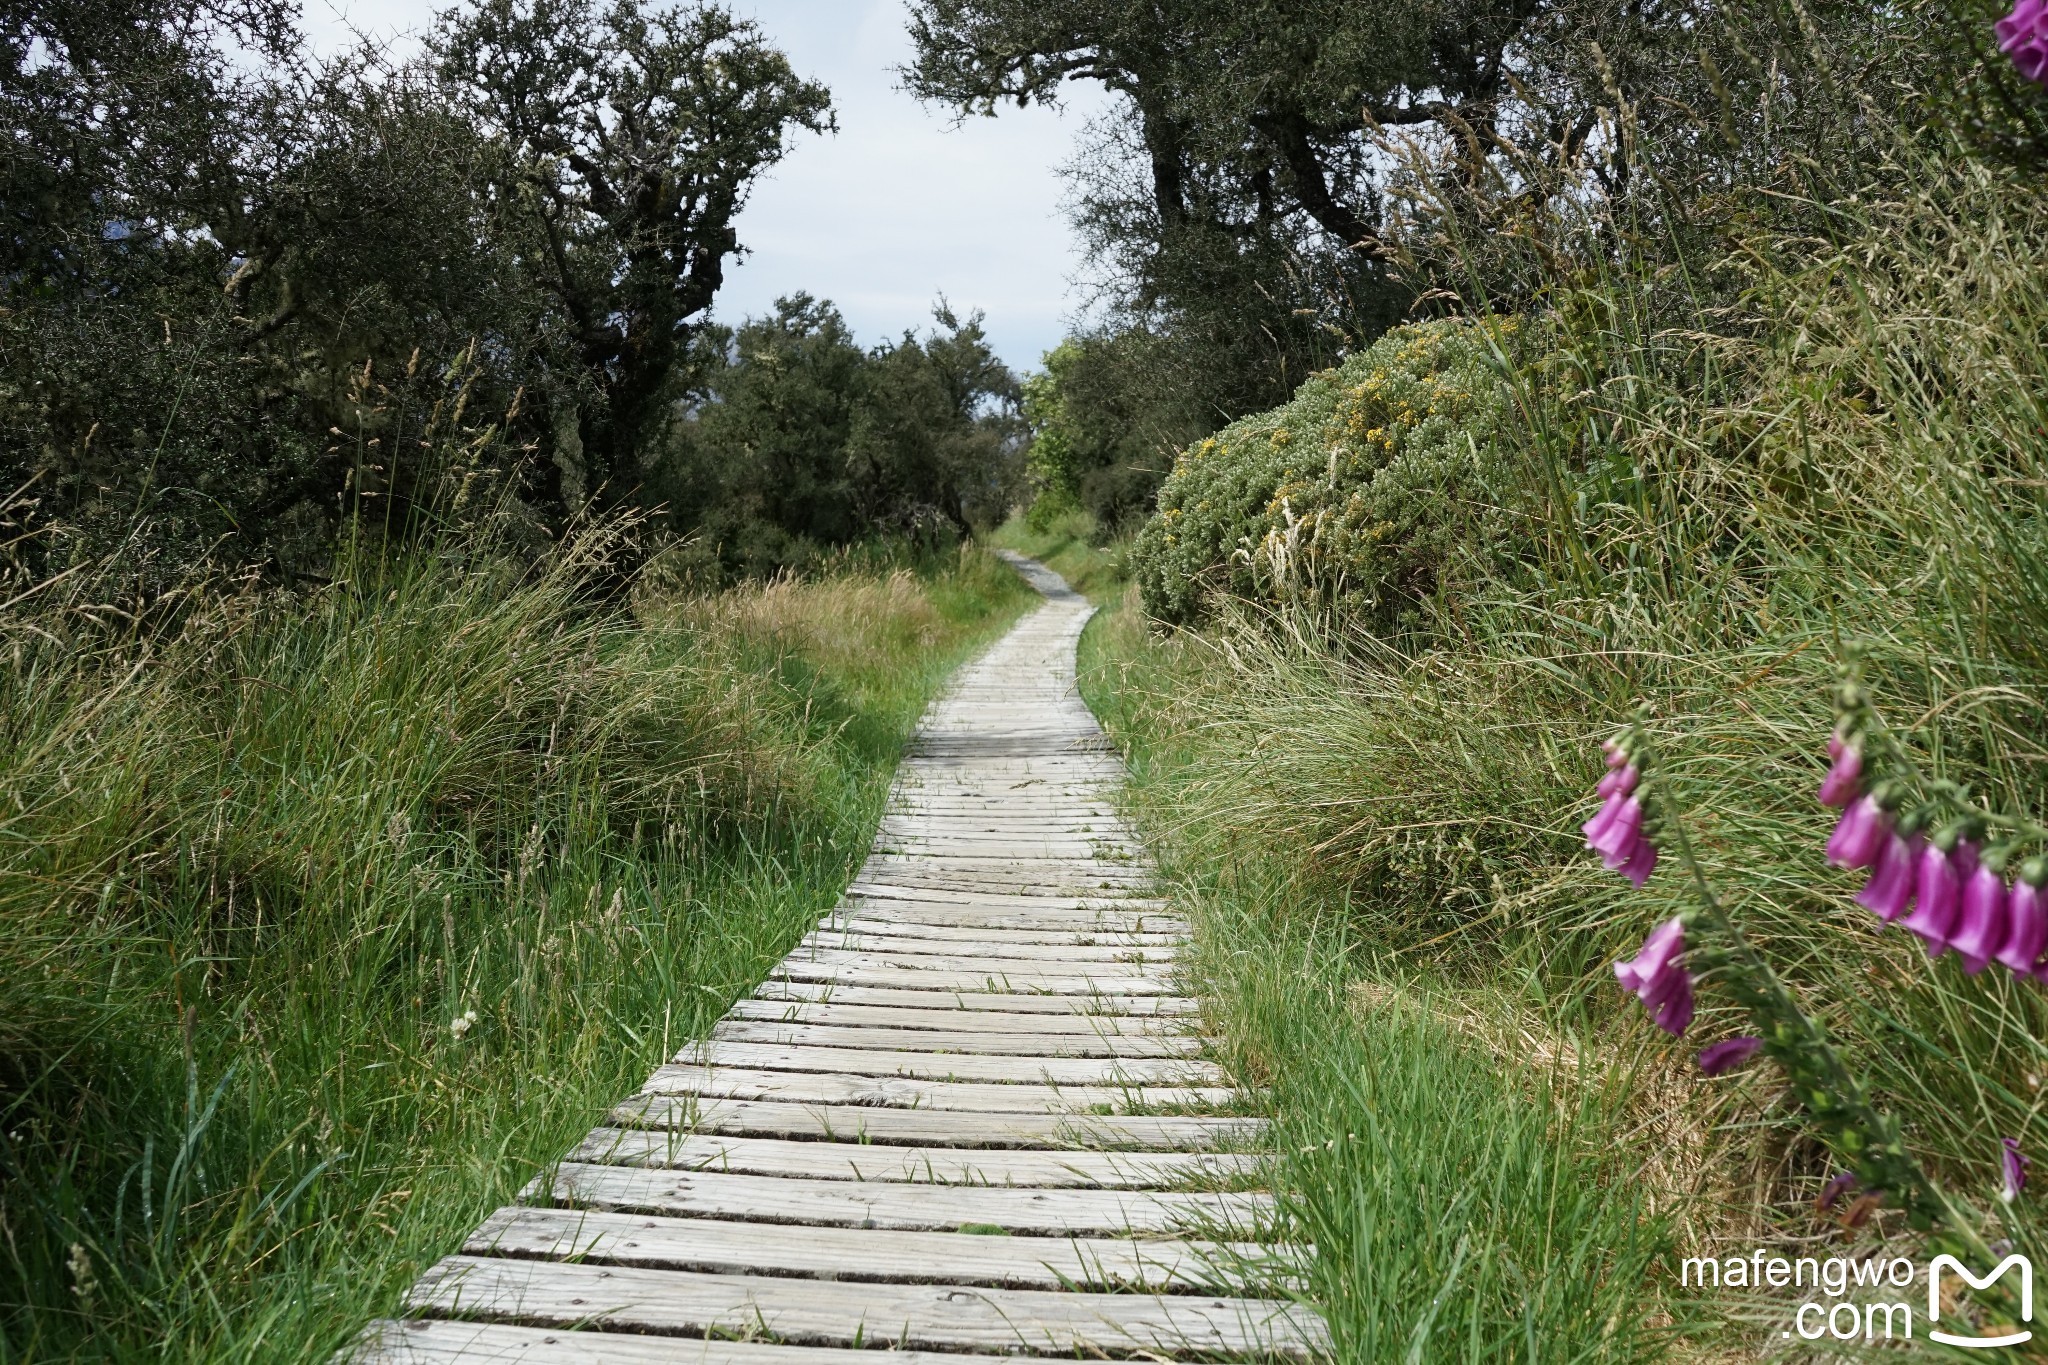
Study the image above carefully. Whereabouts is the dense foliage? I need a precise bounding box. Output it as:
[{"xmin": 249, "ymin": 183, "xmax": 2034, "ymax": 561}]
[
  {"xmin": 1132, "ymin": 318, "xmax": 1513, "ymax": 630},
  {"xmin": 1018, "ymin": 330, "xmax": 1207, "ymax": 531},
  {"xmin": 1, "ymin": 0, "xmax": 1019, "ymax": 589},
  {"xmin": 652, "ymin": 297, "xmax": 1023, "ymax": 578}
]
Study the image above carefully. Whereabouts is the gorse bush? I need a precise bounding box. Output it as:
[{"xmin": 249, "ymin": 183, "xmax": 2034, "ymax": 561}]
[{"xmin": 1132, "ymin": 317, "xmax": 1515, "ymax": 632}]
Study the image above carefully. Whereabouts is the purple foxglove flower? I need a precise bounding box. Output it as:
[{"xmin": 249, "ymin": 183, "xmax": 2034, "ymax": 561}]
[
  {"xmin": 1582, "ymin": 791, "xmax": 1625, "ymax": 847},
  {"xmin": 1818, "ymin": 742, "xmax": 1862, "ymax": 809},
  {"xmin": 1616, "ymin": 917, "xmax": 1684, "ymax": 994},
  {"xmin": 1856, "ymin": 831, "xmax": 1922, "ymax": 923},
  {"xmin": 1816, "ymin": 1171, "xmax": 1857, "ymax": 1211},
  {"xmin": 1603, "ymin": 738, "xmax": 1626, "ymax": 768},
  {"xmin": 1697, "ymin": 1036, "xmax": 1762, "ymax": 1075},
  {"xmin": 1951, "ymin": 863, "xmax": 2012, "ymax": 975},
  {"xmin": 1601, "ymin": 831, "xmax": 1642, "ymax": 873},
  {"xmin": 1617, "ymin": 836, "xmax": 1658, "ymax": 888},
  {"xmin": 1902, "ymin": 841, "xmax": 1965, "ymax": 957},
  {"xmin": 2001, "ymin": 871, "xmax": 2048, "ymax": 977},
  {"xmin": 1596, "ymin": 763, "xmax": 1639, "ymax": 800},
  {"xmin": 1615, "ymin": 917, "xmax": 1692, "ymax": 1035},
  {"xmin": 2000, "ymin": 0, "xmax": 2048, "ymax": 84},
  {"xmin": 1589, "ymin": 796, "xmax": 1645, "ymax": 864},
  {"xmin": 1825, "ymin": 796, "xmax": 1891, "ymax": 869},
  {"xmin": 1652, "ymin": 971, "xmax": 1694, "ymax": 1035},
  {"xmin": 2003, "ymin": 1137, "xmax": 2029, "ymax": 1203}
]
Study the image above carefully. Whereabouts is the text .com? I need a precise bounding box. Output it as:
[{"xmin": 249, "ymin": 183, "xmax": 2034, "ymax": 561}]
[{"xmin": 1680, "ymin": 1251, "xmax": 2033, "ymax": 1346}]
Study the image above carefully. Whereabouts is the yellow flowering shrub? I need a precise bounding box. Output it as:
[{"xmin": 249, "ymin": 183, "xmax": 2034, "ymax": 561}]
[{"xmin": 1132, "ymin": 317, "xmax": 1521, "ymax": 630}]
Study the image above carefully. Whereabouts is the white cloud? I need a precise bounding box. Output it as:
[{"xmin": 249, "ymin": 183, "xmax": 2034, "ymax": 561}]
[{"xmin": 302, "ymin": 0, "xmax": 1107, "ymax": 371}]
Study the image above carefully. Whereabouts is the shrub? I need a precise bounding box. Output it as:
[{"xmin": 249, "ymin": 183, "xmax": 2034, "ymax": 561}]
[{"xmin": 1131, "ymin": 317, "xmax": 1519, "ymax": 631}]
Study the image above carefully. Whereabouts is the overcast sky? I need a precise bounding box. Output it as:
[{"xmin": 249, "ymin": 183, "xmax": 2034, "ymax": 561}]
[{"xmin": 301, "ymin": 0, "xmax": 1109, "ymax": 372}]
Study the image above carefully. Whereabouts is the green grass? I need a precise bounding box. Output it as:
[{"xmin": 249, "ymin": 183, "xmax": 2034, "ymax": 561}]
[
  {"xmin": 1076, "ymin": 598, "xmax": 1682, "ymax": 1361},
  {"xmin": 0, "ymin": 536, "xmax": 1032, "ymax": 1361}
]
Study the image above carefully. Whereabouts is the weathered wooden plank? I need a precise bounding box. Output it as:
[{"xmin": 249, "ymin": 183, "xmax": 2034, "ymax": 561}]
[
  {"xmin": 879, "ymin": 814, "xmax": 1126, "ymax": 827},
  {"xmin": 792, "ymin": 932, "xmax": 1176, "ymax": 965},
  {"xmin": 609, "ymin": 1097, "xmax": 1267, "ymax": 1150},
  {"xmin": 768, "ymin": 962, "xmax": 1182, "ymax": 997},
  {"xmin": 851, "ymin": 865, "xmax": 1150, "ymax": 889},
  {"xmin": 864, "ymin": 844, "xmax": 1140, "ymax": 861},
  {"xmin": 888, "ymin": 802, "xmax": 1120, "ymax": 811},
  {"xmin": 675, "ymin": 1040, "xmax": 1221, "ymax": 1087},
  {"xmin": 829, "ymin": 901, "xmax": 1185, "ymax": 933},
  {"xmin": 769, "ymin": 948, "xmax": 1178, "ymax": 984},
  {"xmin": 864, "ymin": 863, "xmax": 1144, "ymax": 881},
  {"xmin": 815, "ymin": 916, "xmax": 1183, "ymax": 946},
  {"xmin": 461, "ymin": 1207, "xmax": 1283, "ymax": 1291},
  {"xmin": 711, "ymin": 1018, "xmax": 1204, "ymax": 1057},
  {"xmin": 879, "ymin": 811, "xmax": 1137, "ymax": 827},
  {"xmin": 845, "ymin": 886, "xmax": 1168, "ymax": 911},
  {"xmin": 856, "ymin": 855, "xmax": 1149, "ymax": 879},
  {"xmin": 533, "ymin": 1163, "xmax": 1276, "ymax": 1236},
  {"xmin": 751, "ymin": 979, "xmax": 1203, "ymax": 1014},
  {"xmin": 726, "ymin": 998, "xmax": 1202, "ymax": 1037},
  {"xmin": 899, "ymin": 765, "xmax": 1115, "ymax": 776},
  {"xmin": 355, "ymin": 1318, "xmax": 1019, "ymax": 1365},
  {"xmin": 562, "ymin": 1129, "xmax": 1257, "ymax": 1187},
  {"xmin": 637, "ymin": 1064, "xmax": 1236, "ymax": 1113},
  {"xmin": 872, "ymin": 842, "xmax": 1138, "ymax": 860},
  {"xmin": 827, "ymin": 908, "xmax": 1196, "ymax": 941},
  {"xmin": 405, "ymin": 1259, "xmax": 1326, "ymax": 1357},
  {"xmin": 847, "ymin": 881, "xmax": 1171, "ymax": 911},
  {"xmin": 845, "ymin": 889, "xmax": 1154, "ymax": 910}
]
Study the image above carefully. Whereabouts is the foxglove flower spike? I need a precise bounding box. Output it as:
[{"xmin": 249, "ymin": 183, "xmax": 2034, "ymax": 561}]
[
  {"xmin": 2004, "ymin": 859, "xmax": 2048, "ymax": 979},
  {"xmin": 1818, "ymin": 741, "xmax": 1862, "ymax": 809},
  {"xmin": 1825, "ymin": 796, "xmax": 1890, "ymax": 870},
  {"xmin": 1999, "ymin": 0, "xmax": 2048, "ymax": 84}
]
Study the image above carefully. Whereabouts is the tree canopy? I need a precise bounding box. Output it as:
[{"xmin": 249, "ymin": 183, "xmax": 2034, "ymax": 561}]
[{"xmin": 3, "ymin": 0, "xmax": 1018, "ymax": 590}]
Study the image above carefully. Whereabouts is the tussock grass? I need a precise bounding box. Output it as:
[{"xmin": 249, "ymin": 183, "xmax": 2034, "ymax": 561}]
[{"xmin": 0, "ymin": 534, "xmax": 1031, "ymax": 1360}]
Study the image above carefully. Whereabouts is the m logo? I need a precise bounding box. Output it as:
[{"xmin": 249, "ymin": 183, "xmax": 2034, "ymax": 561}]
[{"xmin": 1929, "ymin": 1254, "xmax": 2034, "ymax": 1349}]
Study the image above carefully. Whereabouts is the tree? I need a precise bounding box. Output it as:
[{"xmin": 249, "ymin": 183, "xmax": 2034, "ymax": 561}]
[
  {"xmin": 1, "ymin": 0, "xmax": 515, "ymax": 580},
  {"xmin": 851, "ymin": 304, "xmax": 1022, "ymax": 534},
  {"xmin": 3, "ymin": 0, "xmax": 834, "ymax": 583},
  {"xmin": 649, "ymin": 298, "xmax": 1021, "ymax": 576},
  {"xmin": 1022, "ymin": 329, "xmax": 1202, "ymax": 530},
  {"xmin": 903, "ymin": 0, "xmax": 1536, "ymax": 411},
  {"xmin": 435, "ymin": 0, "xmax": 833, "ymax": 507}
]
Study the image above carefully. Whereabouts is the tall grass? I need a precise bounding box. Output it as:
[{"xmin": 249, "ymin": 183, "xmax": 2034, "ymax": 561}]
[
  {"xmin": 1076, "ymin": 594, "xmax": 1679, "ymax": 1361},
  {"xmin": 0, "ymin": 532, "xmax": 1031, "ymax": 1361}
]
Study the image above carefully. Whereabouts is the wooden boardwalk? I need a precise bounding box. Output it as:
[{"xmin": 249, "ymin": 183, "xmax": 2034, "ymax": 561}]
[{"xmin": 358, "ymin": 554, "xmax": 1325, "ymax": 1363}]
